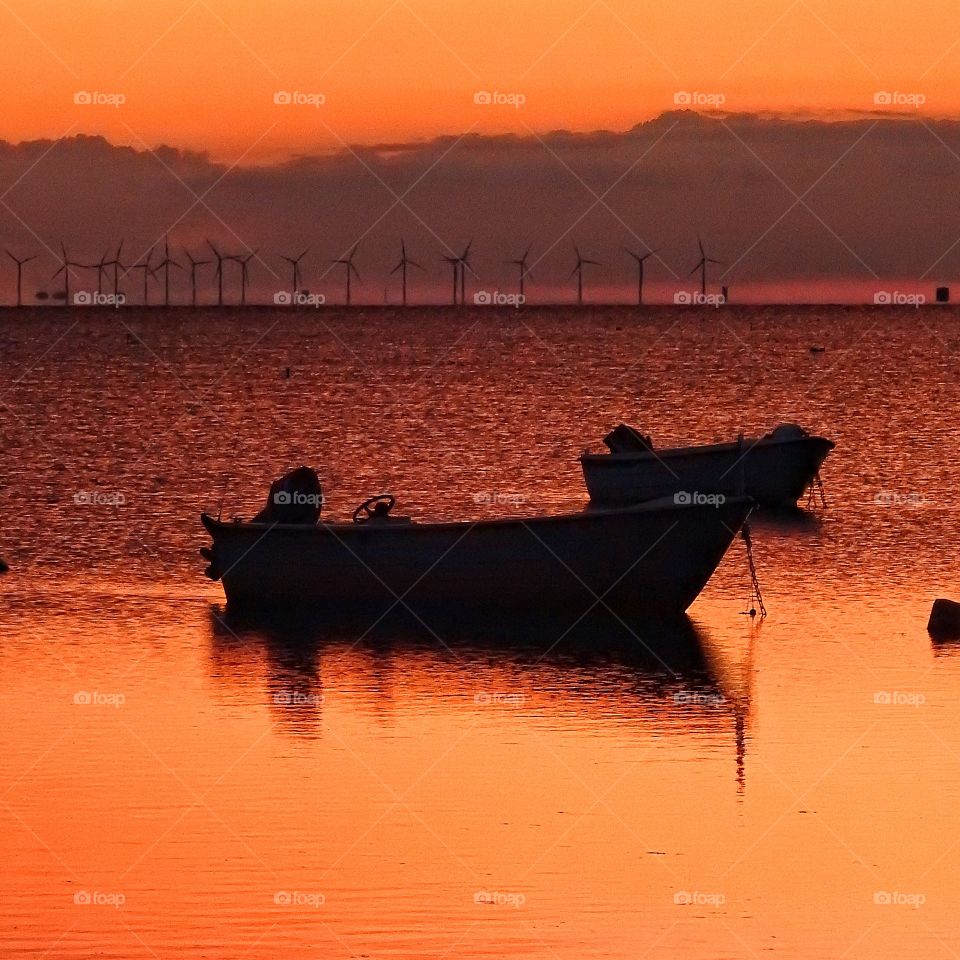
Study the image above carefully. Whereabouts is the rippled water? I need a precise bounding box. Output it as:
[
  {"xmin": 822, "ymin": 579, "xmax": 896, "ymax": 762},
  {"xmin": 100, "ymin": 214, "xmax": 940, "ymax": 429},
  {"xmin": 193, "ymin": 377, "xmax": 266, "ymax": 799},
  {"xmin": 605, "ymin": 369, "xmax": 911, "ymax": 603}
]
[{"xmin": 2, "ymin": 305, "xmax": 960, "ymax": 958}]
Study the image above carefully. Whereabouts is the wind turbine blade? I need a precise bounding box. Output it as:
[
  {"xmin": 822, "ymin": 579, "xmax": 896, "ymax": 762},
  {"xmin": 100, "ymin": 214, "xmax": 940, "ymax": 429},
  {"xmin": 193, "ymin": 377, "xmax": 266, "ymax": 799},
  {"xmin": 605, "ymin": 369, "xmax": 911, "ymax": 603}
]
[
  {"xmin": 408, "ymin": 260, "xmax": 424, "ymax": 271},
  {"xmin": 390, "ymin": 262, "xmax": 403, "ymax": 275},
  {"xmin": 697, "ymin": 236, "xmax": 705, "ymax": 257},
  {"xmin": 624, "ymin": 247, "xmax": 640, "ymax": 261},
  {"xmin": 689, "ymin": 262, "xmax": 703, "ymax": 276}
]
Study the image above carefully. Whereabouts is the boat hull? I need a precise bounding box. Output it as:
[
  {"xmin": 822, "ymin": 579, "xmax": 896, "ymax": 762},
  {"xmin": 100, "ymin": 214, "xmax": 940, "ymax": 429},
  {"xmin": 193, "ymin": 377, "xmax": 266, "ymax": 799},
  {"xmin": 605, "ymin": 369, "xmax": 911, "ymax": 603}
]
[
  {"xmin": 201, "ymin": 498, "xmax": 753, "ymax": 620},
  {"xmin": 581, "ymin": 436, "xmax": 834, "ymax": 508}
]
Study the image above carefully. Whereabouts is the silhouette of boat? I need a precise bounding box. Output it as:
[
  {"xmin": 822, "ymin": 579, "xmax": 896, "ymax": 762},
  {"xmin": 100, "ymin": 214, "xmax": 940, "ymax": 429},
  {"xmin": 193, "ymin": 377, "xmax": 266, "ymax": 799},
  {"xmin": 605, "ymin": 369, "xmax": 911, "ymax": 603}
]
[
  {"xmin": 580, "ymin": 423, "xmax": 834, "ymax": 508},
  {"xmin": 200, "ymin": 494, "xmax": 753, "ymax": 619}
]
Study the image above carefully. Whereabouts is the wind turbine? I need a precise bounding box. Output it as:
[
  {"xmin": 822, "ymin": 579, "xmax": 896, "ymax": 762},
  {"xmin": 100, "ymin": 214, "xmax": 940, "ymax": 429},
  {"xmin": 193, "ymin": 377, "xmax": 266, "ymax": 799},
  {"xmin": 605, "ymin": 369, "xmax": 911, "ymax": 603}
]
[
  {"xmin": 690, "ymin": 236, "xmax": 722, "ymax": 298},
  {"xmin": 331, "ymin": 244, "xmax": 360, "ymax": 305},
  {"xmin": 441, "ymin": 254, "xmax": 460, "ymax": 305},
  {"xmin": 154, "ymin": 236, "xmax": 181, "ymax": 306},
  {"xmin": 232, "ymin": 250, "xmax": 257, "ymax": 306},
  {"xmin": 105, "ymin": 240, "xmax": 125, "ymax": 300},
  {"xmin": 570, "ymin": 245, "xmax": 600, "ymax": 305},
  {"xmin": 456, "ymin": 241, "xmax": 477, "ymax": 305},
  {"xmin": 50, "ymin": 242, "xmax": 83, "ymax": 305},
  {"xmin": 183, "ymin": 249, "xmax": 210, "ymax": 306},
  {"xmin": 281, "ymin": 247, "xmax": 310, "ymax": 300},
  {"xmin": 624, "ymin": 246, "xmax": 658, "ymax": 305},
  {"xmin": 507, "ymin": 244, "xmax": 533, "ymax": 300},
  {"xmin": 390, "ymin": 240, "xmax": 422, "ymax": 306},
  {"xmin": 91, "ymin": 248, "xmax": 113, "ymax": 298},
  {"xmin": 127, "ymin": 246, "xmax": 157, "ymax": 305},
  {"xmin": 207, "ymin": 241, "xmax": 227, "ymax": 306},
  {"xmin": 6, "ymin": 250, "xmax": 36, "ymax": 307}
]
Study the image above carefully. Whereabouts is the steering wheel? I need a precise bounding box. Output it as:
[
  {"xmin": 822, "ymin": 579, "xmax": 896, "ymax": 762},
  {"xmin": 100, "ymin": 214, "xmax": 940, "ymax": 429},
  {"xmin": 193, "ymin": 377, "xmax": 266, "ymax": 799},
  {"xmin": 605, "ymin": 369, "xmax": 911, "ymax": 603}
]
[{"xmin": 352, "ymin": 493, "xmax": 396, "ymax": 525}]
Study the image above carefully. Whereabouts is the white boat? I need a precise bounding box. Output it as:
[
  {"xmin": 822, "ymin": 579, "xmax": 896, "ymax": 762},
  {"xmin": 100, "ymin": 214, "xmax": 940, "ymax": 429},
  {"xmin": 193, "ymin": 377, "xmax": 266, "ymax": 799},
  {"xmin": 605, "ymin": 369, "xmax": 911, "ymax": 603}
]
[
  {"xmin": 580, "ymin": 423, "xmax": 834, "ymax": 508},
  {"xmin": 201, "ymin": 493, "xmax": 753, "ymax": 619}
]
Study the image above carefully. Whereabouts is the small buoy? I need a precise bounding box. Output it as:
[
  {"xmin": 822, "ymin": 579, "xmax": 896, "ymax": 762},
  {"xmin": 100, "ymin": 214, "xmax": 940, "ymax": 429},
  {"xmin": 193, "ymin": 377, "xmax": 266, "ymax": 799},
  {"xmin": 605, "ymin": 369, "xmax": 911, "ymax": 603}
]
[
  {"xmin": 928, "ymin": 598, "xmax": 960, "ymax": 638},
  {"xmin": 0, "ymin": 557, "xmax": 8, "ymax": 574},
  {"xmin": 283, "ymin": 367, "xmax": 291, "ymax": 378},
  {"xmin": 809, "ymin": 345, "xmax": 825, "ymax": 353}
]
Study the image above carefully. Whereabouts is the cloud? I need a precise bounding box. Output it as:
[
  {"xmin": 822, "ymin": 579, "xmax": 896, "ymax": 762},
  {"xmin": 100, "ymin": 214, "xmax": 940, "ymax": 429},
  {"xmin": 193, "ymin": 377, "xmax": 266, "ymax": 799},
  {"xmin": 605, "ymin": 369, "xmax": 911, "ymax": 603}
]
[{"xmin": 1, "ymin": 112, "xmax": 958, "ymax": 302}]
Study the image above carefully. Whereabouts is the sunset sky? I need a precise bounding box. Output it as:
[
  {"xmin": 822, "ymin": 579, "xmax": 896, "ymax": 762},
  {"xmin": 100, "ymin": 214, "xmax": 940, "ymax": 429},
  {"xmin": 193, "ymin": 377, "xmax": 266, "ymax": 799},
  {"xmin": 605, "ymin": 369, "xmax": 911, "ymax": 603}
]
[
  {"xmin": 7, "ymin": 0, "xmax": 960, "ymax": 160},
  {"xmin": 3, "ymin": 0, "xmax": 960, "ymax": 300}
]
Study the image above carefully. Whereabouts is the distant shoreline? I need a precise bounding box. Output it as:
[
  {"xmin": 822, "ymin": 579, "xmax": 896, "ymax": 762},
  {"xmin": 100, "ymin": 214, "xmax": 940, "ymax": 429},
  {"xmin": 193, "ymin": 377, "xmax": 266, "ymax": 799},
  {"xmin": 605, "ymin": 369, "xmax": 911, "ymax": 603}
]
[{"xmin": 0, "ymin": 302, "xmax": 954, "ymax": 312}]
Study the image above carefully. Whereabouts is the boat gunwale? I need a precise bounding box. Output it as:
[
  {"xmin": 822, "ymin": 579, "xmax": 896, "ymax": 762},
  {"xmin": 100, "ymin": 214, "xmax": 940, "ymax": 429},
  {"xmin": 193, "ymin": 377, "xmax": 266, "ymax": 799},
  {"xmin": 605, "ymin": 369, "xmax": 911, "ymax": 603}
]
[
  {"xmin": 579, "ymin": 433, "xmax": 835, "ymax": 464},
  {"xmin": 201, "ymin": 495, "xmax": 755, "ymax": 537}
]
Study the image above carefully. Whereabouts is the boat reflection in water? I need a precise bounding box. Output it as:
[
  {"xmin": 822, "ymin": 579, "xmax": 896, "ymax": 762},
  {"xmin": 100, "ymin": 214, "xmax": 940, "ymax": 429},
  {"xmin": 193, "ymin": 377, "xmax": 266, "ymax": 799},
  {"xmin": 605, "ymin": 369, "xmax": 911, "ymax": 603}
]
[{"xmin": 207, "ymin": 603, "xmax": 754, "ymax": 793}]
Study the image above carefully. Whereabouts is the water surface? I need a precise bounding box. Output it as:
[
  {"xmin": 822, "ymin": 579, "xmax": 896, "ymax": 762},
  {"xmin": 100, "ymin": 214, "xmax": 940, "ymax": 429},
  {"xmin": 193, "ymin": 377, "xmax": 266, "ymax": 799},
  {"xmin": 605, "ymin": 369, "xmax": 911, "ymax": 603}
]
[{"xmin": 2, "ymin": 305, "xmax": 959, "ymax": 958}]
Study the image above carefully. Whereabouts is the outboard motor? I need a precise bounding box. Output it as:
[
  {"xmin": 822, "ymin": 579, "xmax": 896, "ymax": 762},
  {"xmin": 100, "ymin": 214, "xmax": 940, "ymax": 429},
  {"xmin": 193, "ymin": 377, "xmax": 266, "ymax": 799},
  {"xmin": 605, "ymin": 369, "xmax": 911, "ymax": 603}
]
[
  {"xmin": 252, "ymin": 466, "xmax": 323, "ymax": 524},
  {"xmin": 603, "ymin": 423, "xmax": 654, "ymax": 453}
]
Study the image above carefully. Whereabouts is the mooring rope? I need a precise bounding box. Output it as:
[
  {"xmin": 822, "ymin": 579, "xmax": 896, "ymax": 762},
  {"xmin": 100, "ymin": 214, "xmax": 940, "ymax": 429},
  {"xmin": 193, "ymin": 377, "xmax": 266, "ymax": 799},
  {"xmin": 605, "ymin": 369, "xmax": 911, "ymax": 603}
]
[
  {"xmin": 806, "ymin": 470, "xmax": 827, "ymax": 510},
  {"xmin": 741, "ymin": 521, "xmax": 767, "ymax": 619}
]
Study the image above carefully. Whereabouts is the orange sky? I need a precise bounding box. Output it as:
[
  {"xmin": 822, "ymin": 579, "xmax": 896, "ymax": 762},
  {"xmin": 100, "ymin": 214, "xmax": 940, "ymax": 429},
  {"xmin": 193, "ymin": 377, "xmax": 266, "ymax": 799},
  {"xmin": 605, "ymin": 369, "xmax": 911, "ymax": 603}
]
[{"xmin": 6, "ymin": 0, "xmax": 960, "ymax": 161}]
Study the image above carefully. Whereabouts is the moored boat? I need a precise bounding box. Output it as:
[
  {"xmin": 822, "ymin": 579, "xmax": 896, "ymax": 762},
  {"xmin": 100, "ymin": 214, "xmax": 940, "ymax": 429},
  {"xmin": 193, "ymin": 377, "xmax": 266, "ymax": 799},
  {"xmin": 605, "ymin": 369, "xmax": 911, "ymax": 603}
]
[
  {"xmin": 580, "ymin": 423, "xmax": 834, "ymax": 508},
  {"xmin": 201, "ymin": 489, "xmax": 753, "ymax": 620}
]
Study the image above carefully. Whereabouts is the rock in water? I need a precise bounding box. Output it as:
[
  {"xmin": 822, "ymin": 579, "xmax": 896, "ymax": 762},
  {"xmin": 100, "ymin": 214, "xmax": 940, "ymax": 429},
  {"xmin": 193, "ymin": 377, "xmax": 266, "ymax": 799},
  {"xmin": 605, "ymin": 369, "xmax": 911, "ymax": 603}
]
[{"xmin": 928, "ymin": 598, "xmax": 960, "ymax": 638}]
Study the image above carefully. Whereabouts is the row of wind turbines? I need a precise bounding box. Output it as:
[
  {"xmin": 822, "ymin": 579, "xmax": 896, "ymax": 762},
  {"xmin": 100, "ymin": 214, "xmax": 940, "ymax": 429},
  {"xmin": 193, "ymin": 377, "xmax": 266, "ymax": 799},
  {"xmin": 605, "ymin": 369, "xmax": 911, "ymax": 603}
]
[{"xmin": 3, "ymin": 236, "xmax": 725, "ymax": 307}]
